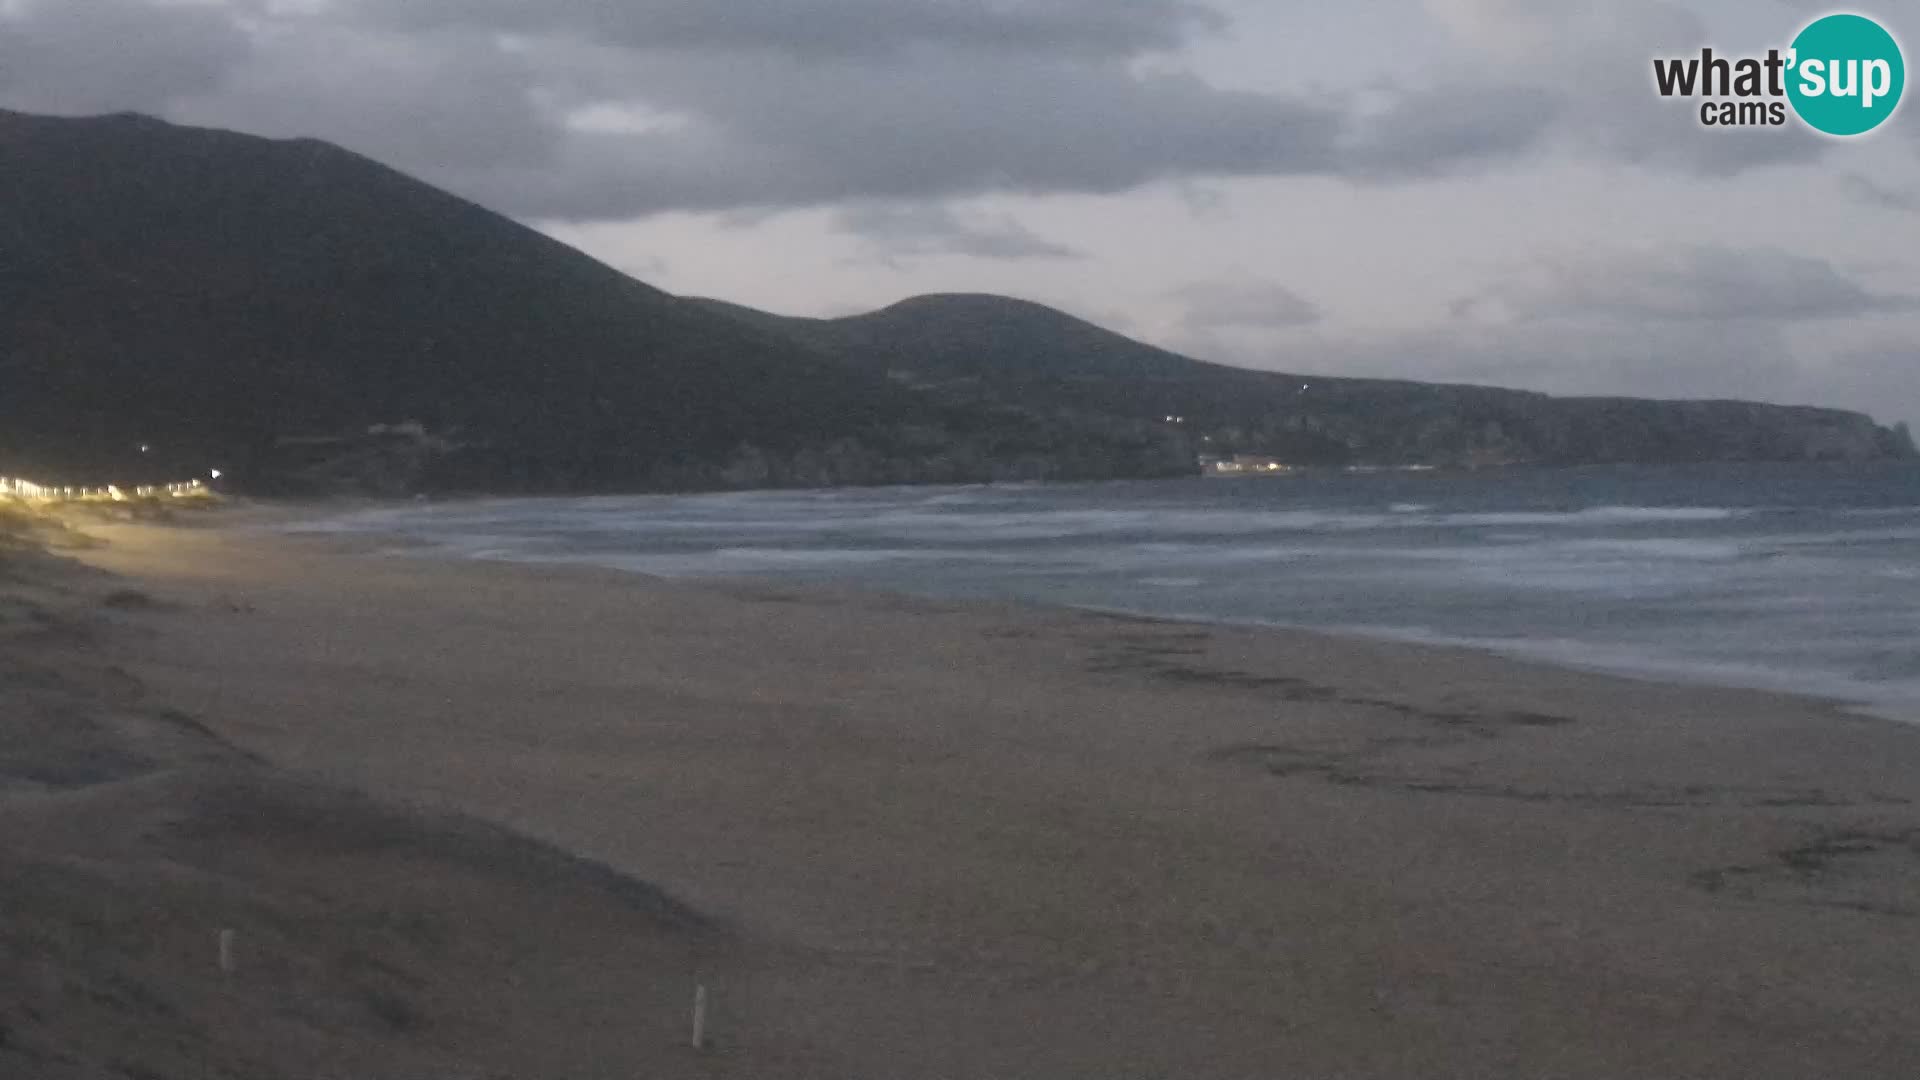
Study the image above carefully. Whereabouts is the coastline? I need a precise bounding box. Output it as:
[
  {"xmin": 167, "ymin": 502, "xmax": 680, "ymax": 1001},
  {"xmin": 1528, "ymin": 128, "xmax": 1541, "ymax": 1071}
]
[
  {"xmin": 19, "ymin": 506, "xmax": 1920, "ymax": 1076},
  {"xmin": 1048, "ymin": 603, "xmax": 1901, "ymax": 724},
  {"xmin": 270, "ymin": 481, "xmax": 1920, "ymax": 728}
]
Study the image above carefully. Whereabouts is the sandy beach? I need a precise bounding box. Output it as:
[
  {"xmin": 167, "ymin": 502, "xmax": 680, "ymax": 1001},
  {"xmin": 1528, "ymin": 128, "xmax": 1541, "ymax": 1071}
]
[{"xmin": 7, "ymin": 504, "xmax": 1920, "ymax": 1078}]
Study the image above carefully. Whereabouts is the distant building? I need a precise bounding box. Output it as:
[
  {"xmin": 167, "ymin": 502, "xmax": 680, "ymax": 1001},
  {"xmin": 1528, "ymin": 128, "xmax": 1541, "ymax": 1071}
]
[{"xmin": 1201, "ymin": 454, "xmax": 1294, "ymax": 476}]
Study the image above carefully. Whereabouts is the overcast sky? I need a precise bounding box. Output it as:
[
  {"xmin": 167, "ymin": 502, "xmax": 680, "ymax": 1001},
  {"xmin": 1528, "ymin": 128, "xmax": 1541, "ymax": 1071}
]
[{"xmin": 3, "ymin": 0, "xmax": 1916, "ymax": 425}]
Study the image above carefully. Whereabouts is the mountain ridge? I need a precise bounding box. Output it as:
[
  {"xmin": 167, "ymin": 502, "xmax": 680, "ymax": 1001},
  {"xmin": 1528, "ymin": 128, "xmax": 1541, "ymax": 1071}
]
[
  {"xmin": 2, "ymin": 108, "xmax": 1910, "ymax": 493},
  {"xmin": 690, "ymin": 293, "xmax": 1915, "ymax": 468},
  {"xmin": 0, "ymin": 109, "xmax": 1190, "ymax": 491}
]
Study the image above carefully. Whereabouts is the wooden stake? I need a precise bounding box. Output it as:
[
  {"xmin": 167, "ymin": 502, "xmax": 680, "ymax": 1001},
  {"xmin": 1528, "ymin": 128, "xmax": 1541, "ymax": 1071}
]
[
  {"xmin": 691, "ymin": 983, "xmax": 708, "ymax": 1050},
  {"xmin": 217, "ymin": 929, "xmax": 235, "ymax": 975}
]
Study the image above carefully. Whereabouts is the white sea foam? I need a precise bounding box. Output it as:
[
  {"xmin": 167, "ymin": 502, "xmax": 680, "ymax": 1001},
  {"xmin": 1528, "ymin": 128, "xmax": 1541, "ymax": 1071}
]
[
  {"xmin": 284, "ymin": 475, "xmax": 1920, "ymax": 720},
  {"xmin": 1560, "ymin": 538, "xmax": 1747, "ymax": 560},
  {"xmin": 711, "ymin": 546, "xmax": 1018, "ymax": 566},
  {"xmin": 1328, "ymin": 625, "xmax": 1920, "ymax": 723},
  {"xmin": 1434, "ymin": 506, "xmax": 1739, "ymax": 527}
]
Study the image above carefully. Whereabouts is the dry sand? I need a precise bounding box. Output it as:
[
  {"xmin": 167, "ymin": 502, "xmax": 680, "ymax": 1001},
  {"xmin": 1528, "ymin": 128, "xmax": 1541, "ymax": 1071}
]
[{"xmin": 8, "ymin": 504, "xmax": 1920, "ymax": 1077}]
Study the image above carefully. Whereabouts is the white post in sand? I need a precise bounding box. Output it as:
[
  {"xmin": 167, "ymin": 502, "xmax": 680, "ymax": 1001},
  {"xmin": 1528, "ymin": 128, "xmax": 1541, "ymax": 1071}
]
[
  {"xmin": 218, "ymin": 929, "xmax": 235, "ymax": 975},
  {"xmin": 691, "ymin": 983, "xmax": 709, "ymax": 1050}
]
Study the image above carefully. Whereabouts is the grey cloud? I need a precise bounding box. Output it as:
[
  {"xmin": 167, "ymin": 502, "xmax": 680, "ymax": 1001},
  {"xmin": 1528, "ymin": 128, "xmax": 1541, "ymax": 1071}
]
[
  {"xmin": 517, "ymin": 44, "xmax": 1358, "ymax": 215},
  {"xmin": 1341, "ymin": 82, "xmax": 1562, "ymax": 179},
  {"xmin": 1425, "ymin": 0, "xmax": 1833, "ymax": 176},
  {"xmin": 1485, "ymin": 246, "xmax": 1920, "ymax": 323},
  {"xmin": 1582, "ymin": 98, "xmax": 1831, "ymax": 177},
  {"xmin": 1358, "ymin": 324, "xmax": 1916, "ymax": 426},
  {"xmin": 1811, "ymin": 341, "xmax": 1920, "ymax": 427},
  {"xmin": 0, "ymin": 0, "xmax": 1850, "ymax": 231},
  {"xmin": 353, "ymin": 0, "xmax": 1227, "ymax": 60},
  {"xmin": 0, "ymin": 0, "xmax": 250, "ymax": 115},
  {"xmin": 1212, "ymin": 318, "xmax": 1813, "ymax": 408},
  {"xmin": 1170, "ymin": 180, "xmax": 1230, "ymax": 218},
  {"xmin": 834, "ymin": 203, "xmax": 1081, "ymax": 263},
  {"xmin": 371, "ymin": 43, "xmax": 1364, "ymax": 218},
  {"xmin": 172, "ymin": 25, "xmax": 561, "ymax": 176},
  {"xmin": 1172, "ymin": 278, "xmax": 1322, "ymax": 330},
  {"xmin": 1841, "ymin": 173, "xmax": 1920, "ymax": 214},
  {"xmin": 369, "ymin": 42, "xmax": 1579, "ymax": 220},
  {"xmin": 1185, "ymin": 288, "xmax": 1918, "ymax": 425},
  {"xmin": 0, "ymin": 0, "xmax": 1585, "ymax": 221}
]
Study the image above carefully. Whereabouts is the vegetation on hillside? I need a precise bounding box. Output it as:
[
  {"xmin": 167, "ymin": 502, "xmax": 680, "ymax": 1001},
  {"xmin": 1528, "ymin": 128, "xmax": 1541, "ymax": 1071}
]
[{"xmin": 4, "ymin": 110, "xmax": 1909, "ymax": 494}]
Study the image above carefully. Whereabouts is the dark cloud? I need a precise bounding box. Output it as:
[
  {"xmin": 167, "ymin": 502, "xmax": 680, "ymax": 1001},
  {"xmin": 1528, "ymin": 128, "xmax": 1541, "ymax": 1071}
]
[
  {"xmin": 174, "ymin": 25, "xmax": 560, "ymax": 175},
  {"xmin": 833, "ymin": 203, "xmax": 1081, "ymax": 263},
  {"xmin": 296, "ymin": 37, "xmax": 1571, "ymax": 220},
  {"xmin": 1483, "ymin": 246, "xmax": 1919, "ymax": 323},
  {"xmin": 0, "ymin": 0, "xmax": 1852, "ymax": 223},
  {"xmin": 351, "ymin": 0, "xmax": 1227, "ymax": 60},
  {"xmin": 494, "ymin": 49, "xmax": 1352, "ymax": 216},
  {"xmin": 0, "ymin": 0, "xmax": 1588, "ymax": 221}
]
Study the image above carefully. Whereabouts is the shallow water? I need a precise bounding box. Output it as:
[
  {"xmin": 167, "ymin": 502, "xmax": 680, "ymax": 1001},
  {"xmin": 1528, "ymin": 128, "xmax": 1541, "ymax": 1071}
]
[{"xmin": 294, "ymin": 462, "xmax": 1920, "ymax": 721}]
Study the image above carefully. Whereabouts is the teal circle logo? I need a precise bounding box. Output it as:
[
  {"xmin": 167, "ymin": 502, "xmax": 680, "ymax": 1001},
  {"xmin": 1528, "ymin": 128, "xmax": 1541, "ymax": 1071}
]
[{"xmin": 1787, "ymin": 14, "xmax": 1905, "ymax": 136}]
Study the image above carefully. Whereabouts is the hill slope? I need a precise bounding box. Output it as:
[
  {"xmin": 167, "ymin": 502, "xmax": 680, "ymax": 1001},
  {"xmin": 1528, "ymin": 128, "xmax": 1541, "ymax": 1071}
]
[
  {"xmin": 4, "ymin": 108, "xmax": 1907, "ymax": 492},
  {"xmin": 0, "ymin": 111, "xmax": 1186, "ymax": 491},
  {"xmin": 694, "ymin": 294, "xmax": 1917, "ymax": 467},
  {"xmin": 698, "ymin": 293, "xmax": 1212, "ymax": 382}
]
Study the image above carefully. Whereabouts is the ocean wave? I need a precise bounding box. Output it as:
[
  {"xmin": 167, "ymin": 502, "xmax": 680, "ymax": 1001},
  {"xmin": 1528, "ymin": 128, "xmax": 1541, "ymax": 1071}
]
[
  {"xmin": 1327, "ymin": 625, "xmax": 1920, "ymax": 722},
  {"xmin": 863, "ymin": 507, "xmax": 1433, "ymax": 542},
  {"xmin": 1836, "ymin": 506, "xmax": 1920, "ymax": 519},
  {"xmin": 1560, "ymin": 538, "xmax": 1748, "ymax": 560},
  {"xmin": 285, "ymin": 479, "xmax": 1920, "ymax": 723},
  {"xmin": 313, "ymin": 497, "xmax": 1755, "ymax": 551},
  {"xmin": 1435, "ymin": 505, "xmax": 1740, "ymax": 527},
  {"xmin": 712, "ymin": 546, "xmax": 1018, "ymax": 566}
]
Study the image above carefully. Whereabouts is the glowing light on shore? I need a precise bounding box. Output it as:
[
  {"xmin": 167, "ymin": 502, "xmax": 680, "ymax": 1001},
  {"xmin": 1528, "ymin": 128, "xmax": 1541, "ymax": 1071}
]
[{"xmin": 0, "ymin": 474, "xmax": 214, "ymax": 504}]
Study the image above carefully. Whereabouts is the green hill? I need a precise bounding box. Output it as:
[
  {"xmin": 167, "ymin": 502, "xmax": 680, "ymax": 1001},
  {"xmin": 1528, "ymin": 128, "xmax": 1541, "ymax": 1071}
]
[
  {"xmin": 0, "ymin": 111, "xmax": 1184, "ymax": 492},
  {"xmin": 2, "ymin": 108, "xmax": 1909, "ymax": 494},
  {"xmin": 692, "ymin": 295, "xmax": 1917, "ymax": 468}
]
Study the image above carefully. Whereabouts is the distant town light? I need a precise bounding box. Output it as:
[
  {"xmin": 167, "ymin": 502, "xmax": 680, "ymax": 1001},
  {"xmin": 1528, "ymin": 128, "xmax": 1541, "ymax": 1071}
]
[
  {"xmin": 4, "ymin": 473, "xmax": 216, "ymax": 504},
  {"xmin": 139, "ymin": 443, "xmax": 151, "ymax": 453}
]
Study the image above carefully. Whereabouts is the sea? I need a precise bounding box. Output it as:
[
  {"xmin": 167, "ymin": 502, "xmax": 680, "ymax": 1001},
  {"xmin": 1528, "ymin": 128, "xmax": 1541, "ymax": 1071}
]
[{"xmin": 292, "ymin": 462, "xmax": 1920, "ymax": 722}]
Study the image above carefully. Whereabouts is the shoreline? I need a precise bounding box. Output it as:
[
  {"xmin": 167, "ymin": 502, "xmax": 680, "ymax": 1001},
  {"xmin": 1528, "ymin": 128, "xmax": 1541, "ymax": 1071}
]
[
  {"xmin": 1057, "ymin": 602, "xmax": 1901, "ymax": 723},
  {"xmin": 26, "ymin": 508, "xmax": 1920, "ymax": 1076},
  {"xmin": 267, "ymin": 494, "xmax": 1920, "ymax": 728}
]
